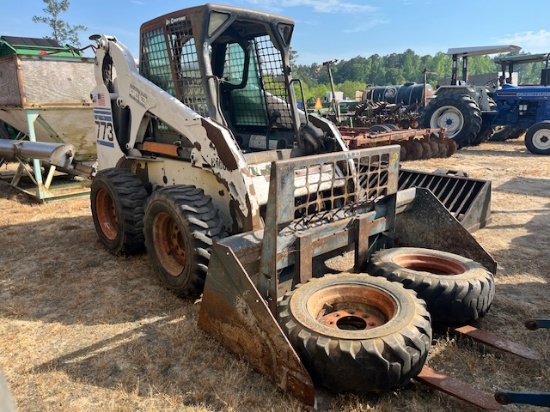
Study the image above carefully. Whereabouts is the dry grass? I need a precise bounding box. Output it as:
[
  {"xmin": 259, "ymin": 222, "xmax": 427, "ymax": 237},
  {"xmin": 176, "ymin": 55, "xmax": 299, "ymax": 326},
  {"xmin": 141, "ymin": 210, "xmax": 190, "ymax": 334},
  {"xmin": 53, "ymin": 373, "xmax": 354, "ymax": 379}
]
[{"xmin": 1, "ymin": 137, "xmax": 549, "ymax": 411}]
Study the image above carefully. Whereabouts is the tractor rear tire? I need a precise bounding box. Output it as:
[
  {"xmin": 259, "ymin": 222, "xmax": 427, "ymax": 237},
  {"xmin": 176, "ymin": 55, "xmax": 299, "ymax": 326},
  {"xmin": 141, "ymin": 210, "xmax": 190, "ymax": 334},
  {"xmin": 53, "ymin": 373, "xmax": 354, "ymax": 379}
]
[
  {"xmin": 143, "ymin": 185, "xmax": 225, "ymax": 298},
  {"xmin": 91, "ymin": 168, "xmax": 148, "ymax": 255},
  {"xmin": 524, "ymin": 121, "xmax": 550, "ymax": 155},
  {"xmin": 471, "ymin": 124, "xmax": 495, "ymax": 146},
  {"xmin": 489, "ymin": 126, "xmax": 526, "ymax": 142},
  {"xmin": 368, "ymin": 247, "xmax": 495, "ymax": 324},
  {"xmin": 279, "ymin": 273, "xmax": 432, "ymax": 394},
  {"xmin": 421, "ymin": 93, "xmax": 482, "ymax": 148},
  {"xmin": 507, "ymin": 128, "xmax": 526, "ymax": 139}
]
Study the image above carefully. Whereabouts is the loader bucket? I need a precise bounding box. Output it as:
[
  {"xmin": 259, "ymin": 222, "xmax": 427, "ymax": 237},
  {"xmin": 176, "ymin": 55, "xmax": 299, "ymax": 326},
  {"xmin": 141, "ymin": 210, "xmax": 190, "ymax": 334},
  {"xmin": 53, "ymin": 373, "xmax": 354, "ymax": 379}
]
[
  {"xmin": 398, "ymin": 169, "xmax": 491, "ymax": 232},
  {"xmin": 198, "ymin": 146, "xmax": 402, "ymax": 404},
  {"xmin": 197, "ymin": 233, "xmax": 315, "ymax": 406},
  {"xmin": 197, "ymin": 146, "xmax": 494, "ymax": 404},
  {"xmin": 394, "ymin": 187, "xmax": 496, "ymax": 274}
]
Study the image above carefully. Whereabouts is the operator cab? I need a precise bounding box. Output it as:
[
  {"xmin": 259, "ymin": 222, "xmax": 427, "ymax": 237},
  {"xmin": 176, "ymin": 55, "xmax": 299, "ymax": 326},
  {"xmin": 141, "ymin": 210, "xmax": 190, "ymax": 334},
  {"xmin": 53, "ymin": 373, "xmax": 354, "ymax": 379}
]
[{"xmin": 138, "ymin": 4, "xmax": 339, "ymax": 157}]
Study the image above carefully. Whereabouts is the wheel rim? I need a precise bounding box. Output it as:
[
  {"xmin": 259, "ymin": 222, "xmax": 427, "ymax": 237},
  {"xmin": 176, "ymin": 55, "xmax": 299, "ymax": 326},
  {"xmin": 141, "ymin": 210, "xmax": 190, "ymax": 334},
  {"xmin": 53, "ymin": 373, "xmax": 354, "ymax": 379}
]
[
  {"xmin": 430, "ymin": 106, "xmax": 464, "ymax": 138},
  {"xmin": 392, "ymin": 253, "xmax": 467, "ymax": 275},
  {"xmin": 95, "ymin": 188, "xmax": 118, "ymax": 240},
  {"xmin": 153, "ymin": 212, "xmax": 187, "ymax": 277},
  {"xmin": 532, "ymin": 129, "xmax": 550, "ymax": 150},
  {"xmin": 308, "ymin": 284, "xmax": 397, "ymax": 332}
]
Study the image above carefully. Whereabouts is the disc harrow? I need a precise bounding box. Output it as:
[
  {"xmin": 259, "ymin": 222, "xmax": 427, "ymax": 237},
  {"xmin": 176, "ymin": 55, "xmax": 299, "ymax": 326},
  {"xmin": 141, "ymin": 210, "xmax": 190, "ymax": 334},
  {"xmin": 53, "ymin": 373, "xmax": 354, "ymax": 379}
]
[{"xmin": 339, "ymin": 127, "xmax": 456, "ymax": 161}]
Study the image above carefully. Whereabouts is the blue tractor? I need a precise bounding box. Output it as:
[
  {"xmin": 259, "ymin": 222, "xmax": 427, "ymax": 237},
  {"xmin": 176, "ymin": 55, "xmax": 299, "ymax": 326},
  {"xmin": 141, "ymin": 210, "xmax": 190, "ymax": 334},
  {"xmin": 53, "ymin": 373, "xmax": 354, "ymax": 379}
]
[{"xmin": 491, "ymin": 53, "xmax": 550, "ymax": 154}]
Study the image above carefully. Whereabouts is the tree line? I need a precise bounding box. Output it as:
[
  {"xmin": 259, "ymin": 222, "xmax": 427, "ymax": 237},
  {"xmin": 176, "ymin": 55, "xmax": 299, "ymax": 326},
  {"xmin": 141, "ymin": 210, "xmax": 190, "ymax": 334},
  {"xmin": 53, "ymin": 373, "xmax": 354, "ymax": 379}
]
[{"xmin": 291, "ymin": 49, "xmax": 546, "ymax": 101}]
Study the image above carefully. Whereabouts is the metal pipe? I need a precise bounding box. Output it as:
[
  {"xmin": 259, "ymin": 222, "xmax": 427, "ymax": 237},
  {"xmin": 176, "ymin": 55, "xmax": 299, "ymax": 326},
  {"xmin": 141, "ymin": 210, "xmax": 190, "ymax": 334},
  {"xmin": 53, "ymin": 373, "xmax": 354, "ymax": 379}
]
[{"xmin": 0, "ymin": 140, "xmax": 75, "ymax": 169}]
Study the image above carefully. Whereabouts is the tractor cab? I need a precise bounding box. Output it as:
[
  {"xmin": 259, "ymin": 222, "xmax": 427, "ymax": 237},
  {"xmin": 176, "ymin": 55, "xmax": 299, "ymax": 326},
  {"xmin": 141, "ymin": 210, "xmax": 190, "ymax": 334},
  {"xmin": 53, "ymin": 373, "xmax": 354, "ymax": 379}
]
[{"xmin": 138, "ymin": 4, "xmax": 341, "ymax": 155}]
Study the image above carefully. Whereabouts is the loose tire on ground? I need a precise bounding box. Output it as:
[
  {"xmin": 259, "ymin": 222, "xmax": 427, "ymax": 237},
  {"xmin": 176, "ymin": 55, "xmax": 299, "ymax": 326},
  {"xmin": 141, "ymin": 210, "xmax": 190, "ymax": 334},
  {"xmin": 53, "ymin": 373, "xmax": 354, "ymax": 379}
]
[
  {"xmin": 524, "ymin": 121, "xmax": 550, "ymax": 155},
  {"xmin": 143, "ymin": 185, "xmax": 225, "ymax": 298},
  {"xmin": 420, "ymin": 93, "xmax": 482, "ymax": 148},
  {"xmin": 279, "ymin": 273, "xmax": 432, "ymax": 394},
  {"xmin": 368, "ymin": 247, "xmax": 495, "ymax": 324},
  {"xmin": 91, "ymin": 168, "xmax": 148, "ymax": 255}
]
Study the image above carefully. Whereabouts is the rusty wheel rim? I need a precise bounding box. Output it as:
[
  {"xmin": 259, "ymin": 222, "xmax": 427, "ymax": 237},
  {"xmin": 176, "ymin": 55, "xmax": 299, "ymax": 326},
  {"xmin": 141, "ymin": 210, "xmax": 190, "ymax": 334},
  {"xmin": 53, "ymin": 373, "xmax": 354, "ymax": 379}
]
[
  {"xmin": 309, "ymin": 284, "xmax": 397, "ymax": 332},
  {"xmin": 153, "ymin": 212, "xmax": 186, "ymax": 277},
  {"xmin": 96, "ymin": 188, "xmax": 118, "ymax": 240},
  {"xmin": 318, "ymin": 308, "xmax": 385, "ymax": 330},
  {"xmin": 392, "ymin": 253, "xmax": 467, "ymax": 275}
]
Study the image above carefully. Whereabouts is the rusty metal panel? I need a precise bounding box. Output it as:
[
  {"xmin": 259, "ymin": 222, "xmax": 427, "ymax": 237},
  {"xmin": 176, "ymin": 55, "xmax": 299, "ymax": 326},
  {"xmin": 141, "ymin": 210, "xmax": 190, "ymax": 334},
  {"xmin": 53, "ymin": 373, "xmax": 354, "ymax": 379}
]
[
  {"xmin": 451, "ymin": 325, "xmax": 542, "ymax": 360},
  {"xmin": 394, "ymin": 187, "xmax": 496, "ymax": 274},
  {"xmin": 198, "ymin": 241, "xmax": 315, "ymax": 405},
  {"xmin": 416, "ymin": 366, "xmax": 501, "ymax": 410}
]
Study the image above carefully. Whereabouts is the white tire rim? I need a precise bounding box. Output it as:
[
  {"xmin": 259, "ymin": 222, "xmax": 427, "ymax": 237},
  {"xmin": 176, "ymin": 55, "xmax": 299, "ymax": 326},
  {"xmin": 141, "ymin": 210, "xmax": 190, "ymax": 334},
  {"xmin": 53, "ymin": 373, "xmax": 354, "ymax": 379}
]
[
  {"xmin": 430, "ymin": 106, "xmax": 464, "ymax": 139},
  {"xmin": 532, "ymin": 128, "xmax": 550, "ymax": 150}
]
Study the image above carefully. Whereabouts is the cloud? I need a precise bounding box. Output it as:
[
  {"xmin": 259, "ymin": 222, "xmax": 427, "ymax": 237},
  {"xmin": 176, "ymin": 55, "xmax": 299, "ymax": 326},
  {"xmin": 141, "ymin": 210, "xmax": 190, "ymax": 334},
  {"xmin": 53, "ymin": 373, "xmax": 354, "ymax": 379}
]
[
  {"xmin": 245, "ymin": 0, "xmax": 377, "ymax": 14},
  {"xmin": 342, "ymin": 18, "xmax": 389, "ymax": 33},
  {"xmin": 499, "ymin": 30, "xmax": 550, "ymax": 53}
]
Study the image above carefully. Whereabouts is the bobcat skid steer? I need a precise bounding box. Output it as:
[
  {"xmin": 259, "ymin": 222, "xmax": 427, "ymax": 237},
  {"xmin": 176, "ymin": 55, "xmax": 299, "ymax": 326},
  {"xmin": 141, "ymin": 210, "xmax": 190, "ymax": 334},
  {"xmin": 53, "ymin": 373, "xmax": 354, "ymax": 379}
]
[{"xmin": 89, "ymin": 4, "xmax": 495, "ymax": 405}]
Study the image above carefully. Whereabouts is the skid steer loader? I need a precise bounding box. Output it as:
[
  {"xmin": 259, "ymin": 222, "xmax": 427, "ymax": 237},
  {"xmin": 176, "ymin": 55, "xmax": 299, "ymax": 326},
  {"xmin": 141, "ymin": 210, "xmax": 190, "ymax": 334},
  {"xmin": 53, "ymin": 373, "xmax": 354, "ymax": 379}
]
[{"xmin": 89, "ymin": 4, "xmax": 495, "ymax": 405}]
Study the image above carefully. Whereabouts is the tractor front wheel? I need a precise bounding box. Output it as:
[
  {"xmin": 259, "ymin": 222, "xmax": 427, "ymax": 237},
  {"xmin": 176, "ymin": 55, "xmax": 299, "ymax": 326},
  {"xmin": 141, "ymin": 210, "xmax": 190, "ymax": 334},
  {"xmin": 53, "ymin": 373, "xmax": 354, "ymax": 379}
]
[
  {"xmin": 143, "ymin": 186, "xmax": 225, "ymax": 298},
  {"xmin": 525, "ymin": 121, "xmax": 550, "ymax": 155},
  {"xmin": 279, "ymin": 274, "xmax": 432, "ymax": 394},
  {"xmin": 90, "ymin": 168, "xmax": 148, "ymax": 255}
]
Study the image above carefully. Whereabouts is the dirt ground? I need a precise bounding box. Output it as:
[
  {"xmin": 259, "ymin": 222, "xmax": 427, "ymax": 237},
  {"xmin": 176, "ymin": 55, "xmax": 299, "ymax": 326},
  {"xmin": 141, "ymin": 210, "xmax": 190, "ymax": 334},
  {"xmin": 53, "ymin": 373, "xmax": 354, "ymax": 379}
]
[{"xmin": 0, "ymin": 136, "xmax": 549, "ymax": 411}]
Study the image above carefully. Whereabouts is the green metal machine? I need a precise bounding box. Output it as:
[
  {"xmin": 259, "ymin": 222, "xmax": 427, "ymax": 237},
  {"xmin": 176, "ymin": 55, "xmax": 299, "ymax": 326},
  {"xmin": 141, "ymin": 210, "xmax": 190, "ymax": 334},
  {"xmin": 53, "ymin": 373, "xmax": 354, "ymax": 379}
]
[{"xmin": 0, "ymin": 36, "xmax": 96, "ymax": 201}]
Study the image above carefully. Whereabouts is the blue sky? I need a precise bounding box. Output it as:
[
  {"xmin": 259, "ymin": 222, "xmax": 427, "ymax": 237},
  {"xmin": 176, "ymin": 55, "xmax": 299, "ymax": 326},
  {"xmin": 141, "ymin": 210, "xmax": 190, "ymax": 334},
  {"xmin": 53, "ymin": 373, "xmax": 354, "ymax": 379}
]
[{"xmin": 3, "ymin": 0, "xmax": 550, "ymax": 65}]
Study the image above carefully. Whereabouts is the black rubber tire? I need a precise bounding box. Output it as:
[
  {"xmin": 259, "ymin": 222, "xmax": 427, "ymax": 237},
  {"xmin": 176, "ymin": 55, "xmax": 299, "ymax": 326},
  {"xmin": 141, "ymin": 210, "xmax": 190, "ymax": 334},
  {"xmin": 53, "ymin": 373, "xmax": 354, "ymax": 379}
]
[
  {"xmin": 471, "ymin": 97, "xmax": 497, "ymax": 146},
  {"xmin": 368, "ymin": 247, "xmax": 495, "ymax": 324},
  {"xmin": 143, "ymin": 185, "xmax": 225, "ymax": 298},
  {"xmin": 91, "ymin": 168, "xmax": 148, "ymax": 255},
  {"xmin": 471, "ymin": 124, "xmax": 495, "ymax": 146},
  {"xmin": 507, "ymin": 128, "xmax": 526, "ymax": 139},
  {"xmin": 489, "ymin": 127, "xmax": 526, "ymax": 142},
  {"xmin": 421, "ymin": 93, "xmax": 482, "ymax": 148},
  {"xmin": 279, "ymin": 273, "xmax": 432, "ymax": 394},
  {"xmin": 524, "ymin": 121, "xmax": 550, "ymax": 155},
  {"xmin": 489, "ymin": 126, "xmax": 512, "ymax": 142},
  {"xmin": 368, "ymin": 124, "xmax": 394, "ymax": 133}
]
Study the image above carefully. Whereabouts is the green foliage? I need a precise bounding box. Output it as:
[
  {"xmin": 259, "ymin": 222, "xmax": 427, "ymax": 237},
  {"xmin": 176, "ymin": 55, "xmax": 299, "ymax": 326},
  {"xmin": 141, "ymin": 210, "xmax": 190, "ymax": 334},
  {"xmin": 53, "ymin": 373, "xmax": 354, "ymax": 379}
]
[
  {"xmin": 32, "ymin": 0, "xmax": 87, "ymax": 47},
  {"xmin": 292, "ymin": 49, "xmax": 518, "ymax": 101}
]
